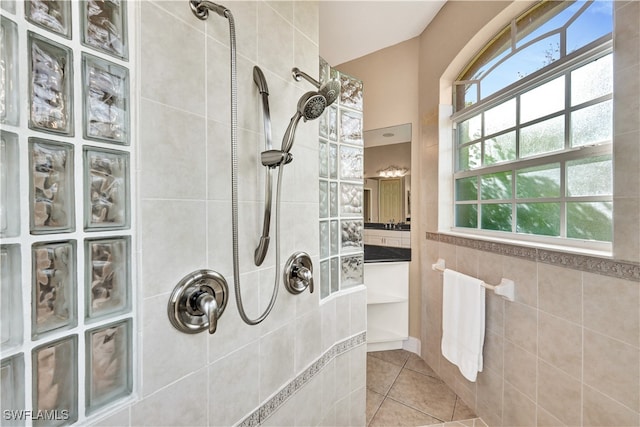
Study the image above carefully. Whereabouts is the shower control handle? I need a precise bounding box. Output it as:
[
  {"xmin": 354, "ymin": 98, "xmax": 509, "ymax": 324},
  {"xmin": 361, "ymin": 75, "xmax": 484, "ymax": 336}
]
[
  {"xmin": 284, "ymin": 252, "xmax": 314, "ymax": 294},
  {"xmin": 168, "ymin": 269, "xmax": 228, "ymax": 335},
  {"xmin": 192, "ymin": 290, "xmax": 220, "ymax": 334}
]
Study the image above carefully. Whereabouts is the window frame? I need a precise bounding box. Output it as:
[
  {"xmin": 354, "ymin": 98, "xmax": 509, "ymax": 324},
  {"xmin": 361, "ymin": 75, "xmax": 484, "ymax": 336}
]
[{"xmin": 450, "ymin": 37, "xmax": 613, "ymax": 253}]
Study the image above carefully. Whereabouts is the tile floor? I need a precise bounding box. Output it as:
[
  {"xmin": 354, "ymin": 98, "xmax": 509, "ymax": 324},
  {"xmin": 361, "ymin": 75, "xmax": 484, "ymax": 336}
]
[{"xmin": 366, "ymin": 349, "xmax": 487, "ymax": 427}]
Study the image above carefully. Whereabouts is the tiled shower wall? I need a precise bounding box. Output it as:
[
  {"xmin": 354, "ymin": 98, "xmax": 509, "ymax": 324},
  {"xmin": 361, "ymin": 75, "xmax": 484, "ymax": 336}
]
[
  {"xmin": 123, "ymin": 1, "xmax": 366, "ymax": 427},
  {"xmin": 419, "ymin": 1, "xmax": 640, "ymax": 427}
]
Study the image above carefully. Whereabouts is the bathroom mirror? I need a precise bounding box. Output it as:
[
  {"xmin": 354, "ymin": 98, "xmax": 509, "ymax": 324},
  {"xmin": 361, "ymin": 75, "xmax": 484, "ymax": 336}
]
[{"xmin": 363, "ymin": 124, "xmax": 411, "ymax": 224}]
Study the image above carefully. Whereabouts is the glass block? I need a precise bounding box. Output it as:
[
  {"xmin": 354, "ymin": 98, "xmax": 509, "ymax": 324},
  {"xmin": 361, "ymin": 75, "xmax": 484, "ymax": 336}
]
[
  {"xmin": 1, "ymin": 17, "xmax": 19, "ymax": 126},
  {"xmin": 319, "ymin": 56, "xmax": 330, "ymax": 86},
  {"xmin": 1, "ymin": 353, "xmax": 25, "ymax": 426},
  {"xmin": 455, "ymin": 204, "xmax": 477, "ymax": 228},
  {"xmin": 330, "ymin": 220, "xmax": 339, "ymax": 256},
  {"xmin": 1, "ymin": 245, "xmax": 22, "ymax": 351},
  {"xmin": 1, "ymin": 132, "xmax": 19, "ymax": 237},
  {"xmin": 516, "ymin": 163, "xmax": 560, "ymax": 199},
  {"xmin": 481, "ymin": 204, "xmax": 512, "ymax": 232},
  {"xmin": 32, "ymin": 336, "xmax": 78, "ymax": 426},
  {"xmin": 572, "ymin": 53, "xmax": 612, "ymax": 106},
  {"xmin": 520, "ymin": 76, "xmax": 564, "ymax": 124},
  {"xmin": 516, "ymin": 203, "xmax": 560, "ymax": 236},
  {"xmin": 484, "ymin": 98, "xmax": 515, "ymax": 135},
  {"xmin": 339, "ymin": 110, "xmax": 363, "ymax": 145},
  {"xmin": 341, "ymin": 220, "xmax": 363, "ymax": 253},
  {"xmin": 567, "ymin": 201, "xmax": 612, "ymax": 242},
  {"xmin": 571, "ymin": 100, "xmax": 612, "ymax": 147},
  {"xmin": 84, "ymin": 147, "xmax": 130, "ymax": 230},
  {"xmin": 319, "ymin": 180, "xmax": 328, "ymax": 219},
  {"xmin": 339, "ymin": 145, "xmax": 363, "ymax": 181},
  {"xmin": 319, "ymin": 111, "xmax": 328, "ymax": 139},
  {"xmin": 26, "ymin": 0, "xmax": 72, "ymax": 38},
  {"xmin": 32, "ymin": 241, "xmax": 76, "ymax": 339},
  {"xmin": 81, "ymin": 0, "xmax": 128, "ymax": 60},
  {"xmin": 86, "ymin": 319, "xmax": 132, "ymax": 414},
  {"xmin": 86, "ymin": 237, "xmax": 130, "ymax": 320},
  {"xmin": 327, "ymin": 105, "xmax": 337, "ymax": 141},
  {"xmin": 29, "ymin": 139, "xmax": 75, "ymax": 234},
  {"xmin": 330, "ymin": 257, "xmax": 339, "ymax": 293},
  {"xmin": 1, "ymin": 0, "xmax": 16, "ymax": 13},
  {"xmin": 319, "ymin": 140, "xmax": 328, "ymax": 178},
  {"xmin": 567, "ymin": 155, "xmax": 612, "ymax": 197},
  {"xmin": 519, "ymin": 115, "xmax": 564, "ymax": 158},
  {"xmin": 329, "ymin": 143, "xmax": 338, "ymax": 179},
  {"xmin": 329, "ymin": 182, "xmax": 338, "ymax": 217},
  {"xmin": 340, "ymin": 183, "xmax": 362, "ymax": 216},
  {"xmin": 340, "ymin": 254, "xmax": 363, "ymax": 289},
  {"xmin": 28, "ymin": 32, "xmax": 73, "ymax": 135},
  {"xmin": 319, "ymin": 221, "xmax": 329, "ymax": 258},
  {"xmin": 320, "ymin": 259, "xmax": 330, "ymax": 299},
  {"xmin": 82, "ymin": 53, "xmax": 130, "ymax": 144},
  {"xmin": 339, "ymin": 73, "xmax": 363, "ymax": 111}
]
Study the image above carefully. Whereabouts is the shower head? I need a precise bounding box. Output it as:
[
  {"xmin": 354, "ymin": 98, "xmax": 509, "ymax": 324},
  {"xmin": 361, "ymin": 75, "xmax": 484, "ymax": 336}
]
[
  {"xmin": 292, "ymin": 67, "xmax": 341, "ymax": 107},
  {"xmin": 319, "ymin": 79, "xmax": 341, "ymax": 107},
  {"xmin": 281, "ymin": 91, "xmax": 327, "ymax": 154}
]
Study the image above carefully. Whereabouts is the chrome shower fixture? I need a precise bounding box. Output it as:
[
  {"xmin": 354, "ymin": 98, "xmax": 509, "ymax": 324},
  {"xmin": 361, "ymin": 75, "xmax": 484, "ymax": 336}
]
[
  {"xmin": 190, "ymin": 0, "xmax": 229, "ymax": 19},
  {"xmin": 292, "ymin": 67, "xmax": 341, "ymax": 107},
  {"xmin": 281, "ymin": 91, "xmax": 327, "ymax": 154}
]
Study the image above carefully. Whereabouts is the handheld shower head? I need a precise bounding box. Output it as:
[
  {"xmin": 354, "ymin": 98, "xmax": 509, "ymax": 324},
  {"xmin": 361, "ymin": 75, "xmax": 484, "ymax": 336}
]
[
  {"xmin": 292, "ymin": 67, "xmax": 341, "ymax": 107},
  {"xmin": 281, "ymin": 92, "xmax": 327, "ymax": 154}
]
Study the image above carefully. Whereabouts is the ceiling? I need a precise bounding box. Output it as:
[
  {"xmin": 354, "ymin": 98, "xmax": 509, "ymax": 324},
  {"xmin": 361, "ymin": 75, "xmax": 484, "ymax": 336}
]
[{"xmin": 319, "ymin": 1, "xmax": 447, "ymax": 66}]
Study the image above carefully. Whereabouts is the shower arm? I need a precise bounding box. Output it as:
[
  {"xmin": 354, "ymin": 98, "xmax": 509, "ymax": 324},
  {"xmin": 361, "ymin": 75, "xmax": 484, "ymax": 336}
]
[
  {"xmin": 253, "ymin": 66, "xmax": 273, "ymax": 266},
  {"xmin": 292, "ymin": 67, "xmax": 321, "ymax": 89}
]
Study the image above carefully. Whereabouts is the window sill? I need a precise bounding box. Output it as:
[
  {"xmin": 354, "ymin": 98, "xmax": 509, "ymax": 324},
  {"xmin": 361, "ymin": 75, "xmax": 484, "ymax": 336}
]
[{"xmin": 439, "ymin": 228, "xmax": 613, "ymax": 259}]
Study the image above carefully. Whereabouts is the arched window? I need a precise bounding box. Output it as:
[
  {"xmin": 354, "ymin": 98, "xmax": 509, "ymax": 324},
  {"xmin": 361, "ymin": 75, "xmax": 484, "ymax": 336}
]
[{"xmin": 452, "ymin": 0, "xmax": 613, "ymax": 248}]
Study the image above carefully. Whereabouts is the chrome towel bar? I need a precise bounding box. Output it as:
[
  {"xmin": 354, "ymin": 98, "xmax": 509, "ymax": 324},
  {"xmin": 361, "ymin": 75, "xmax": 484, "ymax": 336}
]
[{"xmin": 432, "ymin": 258, "xmax": 515, "ymax": 302}]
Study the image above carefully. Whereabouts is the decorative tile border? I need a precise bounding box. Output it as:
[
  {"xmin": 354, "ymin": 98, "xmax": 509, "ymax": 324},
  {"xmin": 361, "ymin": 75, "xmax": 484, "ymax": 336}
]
[
  {"xmin": 238, "ymin": 331, "xmax": 367, "ymax": 427},
  {"xmin": 427, "ymin": 232, "xmax": 640, "ymax": 281}
]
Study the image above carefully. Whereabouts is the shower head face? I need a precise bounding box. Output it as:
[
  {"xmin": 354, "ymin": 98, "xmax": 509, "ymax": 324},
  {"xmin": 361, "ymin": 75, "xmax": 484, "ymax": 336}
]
[
  {"xmin": 299, "ymin": 92, "xmax": 327, "ymax": 121},
  {"xmin": 319, "ymin": 80, "xmax": 341, "ymax": 107}
]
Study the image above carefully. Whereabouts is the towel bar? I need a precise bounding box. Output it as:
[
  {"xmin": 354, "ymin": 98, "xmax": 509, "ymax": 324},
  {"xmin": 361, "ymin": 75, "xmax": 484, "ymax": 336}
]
[{"xmin": 432, "ymin": 258, "xmax": 515, "ymax": 302}]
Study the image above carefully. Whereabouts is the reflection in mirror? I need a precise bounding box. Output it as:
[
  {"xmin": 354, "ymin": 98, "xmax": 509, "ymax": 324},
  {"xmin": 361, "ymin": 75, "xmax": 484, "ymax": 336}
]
[{"xmin": 363, "ymin": 124, "xmax": 411, "ymax": 225}]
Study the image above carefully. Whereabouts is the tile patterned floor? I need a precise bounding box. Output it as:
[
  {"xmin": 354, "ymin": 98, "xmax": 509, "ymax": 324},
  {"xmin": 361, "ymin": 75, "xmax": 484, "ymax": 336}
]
[{"xmin": 366, "ymin": 349, "xmax": 487, "ymax": 427}]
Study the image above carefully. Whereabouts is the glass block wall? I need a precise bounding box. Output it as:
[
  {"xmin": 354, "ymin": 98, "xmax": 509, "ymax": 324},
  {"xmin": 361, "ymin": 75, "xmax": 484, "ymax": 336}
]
[
  {"xmin": 1, "ymin": 1, "xmax": 134, "ymax": 425},
  {"xmin": 318, "ymin": 58, "xmax": 364, "ymax": 299}
]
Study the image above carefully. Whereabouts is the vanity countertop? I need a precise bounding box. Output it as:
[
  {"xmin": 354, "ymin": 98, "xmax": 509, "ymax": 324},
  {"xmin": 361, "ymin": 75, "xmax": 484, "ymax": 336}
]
[
  {"xmin": 364, "ymin": 244, "xmax": 411, "ymax": 263},
  {"xmin": 364, "ymin": 222, "xmax": 410, "ymax": 231}
]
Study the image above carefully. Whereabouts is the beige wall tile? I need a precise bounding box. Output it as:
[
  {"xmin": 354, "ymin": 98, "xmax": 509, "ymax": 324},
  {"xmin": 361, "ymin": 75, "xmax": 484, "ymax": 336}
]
[
  {"xmin": 535, "ymin": 407, "xmax": 564, "ymax": 427},
  {"xmin": 208, "ymin": 341, "xmax": 260, "ymax": 426},
  {"xmin": 537, "ymin": 263, "xmax": 582, "ymax": 324},
  {"xmin": 483, "ymin": 329, "xmax": 504, "ymax": 375},
  {"xmin": 583, "ymin": 272, "xmax": 640, "ymax": 347},
  {"xmin": 503, "ymin": 383, "xmax": 536, "ymax": 427},
  {"xmin": 132, "ymin": 369, "xmax": 207, "ymax": 426},
  {"xmin": 503, "ymin": 257, "xmax": 537, "ymax": 308},
  {"xmin": 583, "ymin": 329, "xmax": 640, "ymax": 412},
  {"xmin": 456, "ymin": 246, "xmax": 479, "ymax": 277},
  {"xmin": 613, "ymin": 197, "xmax": 640, "ymax": 262},
  {"xmin": 504, "ymin": 340, "xmax": 537, "ymax": 400},
  {"xmin": 486, "ymin": 292, "xmax": 505, "ymax": 335},
  {"xmin": 613, "ymin": 131, "xmax": 640, "ymax": 199},
  {"xmin": 478, "ymin": 251, "xmax": 504, "ymax": 287},
  {"xmin": 583, "ymin": 384, "xmax": 640, "ymax": 427},
  {"xmin": 505, "ymin": 302, "xmax": 537, "ymax": 354},
  {"xmin": 537, "ymin": 360, "xmax": 581, "ymax": 426},
  {"xmin": 538, "ymin": 311, "xmax": 582, "ymax": 379},
  {"xmin": 141, "ymin": 3, "xmax": 205, "ymax": 115},
  {"xmin": 141, "ymin": 200, "xmax": 207, "ymax": 298},
  {"xmin": 477, "ymin": 368, "xmax": 503, "ymax": 418}
]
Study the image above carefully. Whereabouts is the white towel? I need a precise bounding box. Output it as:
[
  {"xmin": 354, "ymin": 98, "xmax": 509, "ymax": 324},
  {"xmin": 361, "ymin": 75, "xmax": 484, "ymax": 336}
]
[{"xmin": 441, "ymin": 268, "xmax": 485, "ymax": 382}]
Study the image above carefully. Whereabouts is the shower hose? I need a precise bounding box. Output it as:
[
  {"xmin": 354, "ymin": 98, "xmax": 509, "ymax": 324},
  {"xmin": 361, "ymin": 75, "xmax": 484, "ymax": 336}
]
[{"xmin": 224, "ymin": 9, "xmax": 281, "ymax": 325}]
